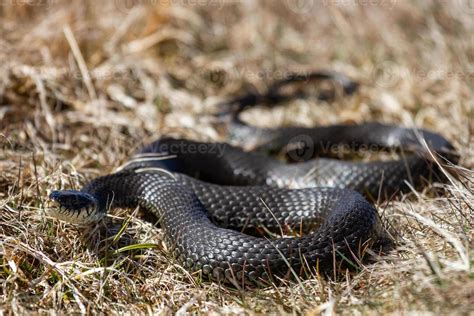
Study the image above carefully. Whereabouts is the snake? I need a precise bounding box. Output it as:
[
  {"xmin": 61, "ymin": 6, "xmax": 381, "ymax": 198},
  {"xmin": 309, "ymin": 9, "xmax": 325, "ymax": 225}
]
[{"xmin": 48, "ymin": 71, "xmax": 457, "ymax": 286}]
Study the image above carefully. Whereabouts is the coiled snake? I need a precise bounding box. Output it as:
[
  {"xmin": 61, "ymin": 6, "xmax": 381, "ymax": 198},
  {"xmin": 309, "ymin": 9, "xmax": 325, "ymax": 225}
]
[{"xmin": 49, "ymin": 72, "xmax": 457, "ymax": 286}]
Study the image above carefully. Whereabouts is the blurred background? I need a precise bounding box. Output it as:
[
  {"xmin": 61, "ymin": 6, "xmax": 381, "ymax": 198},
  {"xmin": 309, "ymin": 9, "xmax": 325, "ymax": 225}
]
[
  {"xmin": 1, "ymin": 1, "xmax": 472, "ymax": 153},
  {"xmin": 0, "ymin": 0, "xmax": 472, "ymax": 314}
]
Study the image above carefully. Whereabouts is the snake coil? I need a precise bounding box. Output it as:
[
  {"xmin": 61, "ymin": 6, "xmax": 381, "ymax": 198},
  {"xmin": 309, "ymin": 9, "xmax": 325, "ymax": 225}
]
[{"xmin": 49, "ymin": 71, "xmax": 457, "ymax": 285}]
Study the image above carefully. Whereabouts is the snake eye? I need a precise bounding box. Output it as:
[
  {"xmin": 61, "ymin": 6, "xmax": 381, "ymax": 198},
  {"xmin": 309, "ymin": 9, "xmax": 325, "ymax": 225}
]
[{"xmin": 49, "ymin": 190, "xmax": 97, "ymax": 210}]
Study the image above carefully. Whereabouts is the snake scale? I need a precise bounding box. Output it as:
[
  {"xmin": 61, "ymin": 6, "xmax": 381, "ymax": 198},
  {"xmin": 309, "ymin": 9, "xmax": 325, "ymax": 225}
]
[{"xmin": 49, "ymin": 71, "xmax": 457, "ymax": 286}]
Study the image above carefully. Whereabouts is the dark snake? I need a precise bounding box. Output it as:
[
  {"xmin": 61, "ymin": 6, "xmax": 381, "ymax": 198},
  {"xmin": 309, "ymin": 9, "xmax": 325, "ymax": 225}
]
[{"xmin": 48, "ymin": 71, "xmax": 458, "ymax": 286}]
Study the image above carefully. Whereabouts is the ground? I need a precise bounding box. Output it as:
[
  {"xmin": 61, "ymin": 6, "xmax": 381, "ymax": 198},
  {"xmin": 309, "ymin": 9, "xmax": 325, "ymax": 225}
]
[{"xmin": 0, "ymin": 0, "xmax": 473, "ymax": 314}]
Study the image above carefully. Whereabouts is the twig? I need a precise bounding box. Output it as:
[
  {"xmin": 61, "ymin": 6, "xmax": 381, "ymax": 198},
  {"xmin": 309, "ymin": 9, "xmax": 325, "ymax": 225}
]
[{"xmin": 63, "ymin": 25, "xmax": 97, "ymax": 100}]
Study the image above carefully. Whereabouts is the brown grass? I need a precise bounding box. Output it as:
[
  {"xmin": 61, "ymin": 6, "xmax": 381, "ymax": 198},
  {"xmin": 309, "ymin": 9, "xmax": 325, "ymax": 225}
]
[{"xmin": 0, "ymin": 0, "xmax": 473, "ymax": 314}]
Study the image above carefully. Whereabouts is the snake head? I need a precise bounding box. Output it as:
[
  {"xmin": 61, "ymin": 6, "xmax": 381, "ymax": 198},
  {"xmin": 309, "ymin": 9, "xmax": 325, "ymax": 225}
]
[{"xmin": 48, "ymin": 190, "xmax": 103, "ymax": 224}]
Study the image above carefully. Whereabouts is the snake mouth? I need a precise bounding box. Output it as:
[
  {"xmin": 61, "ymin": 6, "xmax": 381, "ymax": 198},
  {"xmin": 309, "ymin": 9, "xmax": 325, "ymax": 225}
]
[{"xmin": 48, "ymin": 190, "xmax": 102, "ymax": 224}]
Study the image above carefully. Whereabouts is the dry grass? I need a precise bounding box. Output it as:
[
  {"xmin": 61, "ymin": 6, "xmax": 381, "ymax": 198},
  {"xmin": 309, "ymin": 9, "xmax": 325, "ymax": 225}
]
[{"xmin": 0, "ymin": 0, "xmax": 473, "ymax": 314}]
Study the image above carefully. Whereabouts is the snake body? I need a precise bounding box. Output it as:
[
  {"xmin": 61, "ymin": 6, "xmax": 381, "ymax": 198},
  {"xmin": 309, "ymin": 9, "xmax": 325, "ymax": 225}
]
[{"xmin": 49, "ymin": 73, "xmax": 457, "ymax": 285}]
